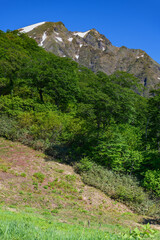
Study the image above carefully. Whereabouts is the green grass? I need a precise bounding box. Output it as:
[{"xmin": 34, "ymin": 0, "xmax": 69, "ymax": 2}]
[
  {"xmin": 0, "ymin": 208, "xmax": 124, "ymax": 240},
  {"xmin": 0, "ymin": 208, "xmax": 159, "ymax": 240}
]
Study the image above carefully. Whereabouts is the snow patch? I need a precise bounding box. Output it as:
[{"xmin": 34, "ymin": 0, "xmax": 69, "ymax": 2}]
[
  {"xmin": 80, "ymin": 44, "xmax": 83, "ymax": 48},
  {"xmin": 137, "ymin": 54, "xmax": 144, "ymax": 59},
  {"xmin": 54, "ymin": 31, "xmax": 59, "ymax": 35},
  {"xmin": 62, "ymin": 55, "xmax": 66, "ymax": 57},
  {"xmin": 19, "ymin": 22, "xmax": 46, "ymax": 33},
  {"xmin": 98, "ymin": 38, "xmax": 103, "ymax": 41},
  {"xmin": 68, "ymin": 37, "xmax": 73, "ymax": 42},
  {"xmin": 39, "ymin": 32, "xmax": 47, "ymax": 47},
  {"xmin": 102, "ymin": 47, "xmax": 105, "ymax": 51},
  {"xmin": 75, "ymin": 55, "xmax": 79, "ymax": 59},
  {"xmin": 55, "ymin": 37, "xmax": 63, "ymax": 42},
  {"xmin": 73, "ymin": 30, "xmax": 90, "ymax": 38},
  {"xmin": 158, "ymin": 77, "xmax": 160, "ymax": 80}
]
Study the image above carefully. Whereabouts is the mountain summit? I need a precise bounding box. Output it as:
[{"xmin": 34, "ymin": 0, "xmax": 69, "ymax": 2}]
[{"xmin": 19, "ymin": 21, "xmax": 160, "ymax": 92}]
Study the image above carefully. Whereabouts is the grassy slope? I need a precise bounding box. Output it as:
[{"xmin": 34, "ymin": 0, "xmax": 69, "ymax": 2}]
[{"xmin": 0, "ymin": 137, "xmax": 159, "ymax": 239}]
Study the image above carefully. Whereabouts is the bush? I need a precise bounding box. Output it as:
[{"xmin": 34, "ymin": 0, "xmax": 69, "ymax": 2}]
[
  {"xmin": 143, "ymin": 170, "xmax": 160, "ymax": 196},
  {"xmin": 0, "ymin": 115, "xmax": 19, "ymax": 140},
  {"xmin": 74, "ymin": 157, "xmax": 93, "ymax": 173},
  {"xmin": 75, "ymin": 163, "xmax": 160, "ymax": 216}
]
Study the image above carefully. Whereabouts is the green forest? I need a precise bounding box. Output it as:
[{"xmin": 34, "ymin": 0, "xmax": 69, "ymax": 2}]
[{"xmin": 0, "ymin": 30, "xmax": 160, "ymax": 216}]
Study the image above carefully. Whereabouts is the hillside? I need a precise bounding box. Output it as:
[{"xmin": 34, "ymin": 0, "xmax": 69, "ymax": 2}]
[
  {"xmin": 0, "ymin": 137, "xmax": 133, "ymax": 220},
  {"xmin": 19, "ymin": 21, "xmax": 160, "ymax": 94},
  {"xmin": 1, "ymin": 137, "xmax": 160, "ymax": 239},
  {"xmin": 0, "ymin": 137, "xmax": 160, "ymax": 238}
]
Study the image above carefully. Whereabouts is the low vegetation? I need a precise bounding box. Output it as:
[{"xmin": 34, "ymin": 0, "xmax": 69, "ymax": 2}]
[
  {"xmin": 0, "ymin": 208, "xmax": 158, "ymax": 240},
  {"xmin": 75, "ymin": 160, "xmax": 160, "ymax": 216},
  {"xmin": 0, "ymin": 208, "xmax": 122, "ymax": 240}
]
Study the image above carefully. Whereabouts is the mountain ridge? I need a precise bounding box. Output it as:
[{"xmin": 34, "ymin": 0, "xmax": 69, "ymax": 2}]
[{"xmin": 19, "ymin": 21, "xmax": 160, "ymax": 93}]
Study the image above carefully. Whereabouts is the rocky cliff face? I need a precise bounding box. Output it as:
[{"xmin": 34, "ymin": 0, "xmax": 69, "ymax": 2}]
[{"xmin": 19, "ymin": 21, "xmax": 160, "ymax": 92}]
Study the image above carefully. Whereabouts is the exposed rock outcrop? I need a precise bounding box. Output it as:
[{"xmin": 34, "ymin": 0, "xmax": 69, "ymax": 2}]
[{"xmin": 19, "ymin": 21, "xmax": 160, "ymax": 93}]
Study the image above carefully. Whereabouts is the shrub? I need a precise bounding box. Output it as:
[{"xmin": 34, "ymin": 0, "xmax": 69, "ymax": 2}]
[
  {"xmin": 143, "ymin": 170, "xmax": 160, "ymax": 196},
  {"xmin": 33, "ymin": 172, "xmax": 45, "ymax": 183},
  {"xmin": 122, "ymin": 223, "xmax": 156, "ymax": 239},
  {"xmin": 74, "ymin": 157, "xmax": 93, "ymax": 173},
  {"xmin": 0, "ymin": 115, "xmax": 19, "ymax": 140},
  {"xmin": 75, "ymin": 163, "xmax": 160, "ymax": 216}
]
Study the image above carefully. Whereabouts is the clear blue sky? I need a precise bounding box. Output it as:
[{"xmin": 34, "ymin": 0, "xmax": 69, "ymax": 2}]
[{"xmin": 1, "ymin": 0, "xmax": 160, "ymax": 63}]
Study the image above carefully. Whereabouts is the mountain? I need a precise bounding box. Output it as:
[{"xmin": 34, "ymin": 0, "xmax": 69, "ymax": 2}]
[{"xmin": 19, "ymin": 21, "xmax": 160, "ymax": 93}]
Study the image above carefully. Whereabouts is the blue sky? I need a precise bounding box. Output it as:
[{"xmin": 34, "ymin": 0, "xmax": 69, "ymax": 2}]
[{"xmin": 1, "ymin": 0, "xmax": 160, "ymax": 63}]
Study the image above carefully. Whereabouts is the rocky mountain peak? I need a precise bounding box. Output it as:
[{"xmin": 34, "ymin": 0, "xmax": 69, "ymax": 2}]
[{"xmin": 18, "ymin": 21, "xmax": 160, "ymax": 93}]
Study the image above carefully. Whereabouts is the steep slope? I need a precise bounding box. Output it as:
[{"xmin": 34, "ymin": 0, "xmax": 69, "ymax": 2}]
[
  {"xmin": 19, "ymin": 21, "xmax": 160, "ymax": 92},
  {"xmin": 1, "ymin": 137, "xmax": 160, "ymax": 236},
  {"xmin": 0, "ymin": 137, "xmax": 138, "ymax": 224}
]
